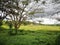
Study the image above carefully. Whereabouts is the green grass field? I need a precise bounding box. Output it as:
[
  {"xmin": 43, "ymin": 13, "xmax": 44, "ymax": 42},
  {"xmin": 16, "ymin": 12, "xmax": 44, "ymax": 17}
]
[
  {"xmin": 0, "ymin": 24, "xmax": 60, "ymax": 45},
  {"xmin": 20, "ymin": 25, "xmax": 60, "ymax": 31},
  {"xmin": 2, "ymin": 24, "xmax": 60, "ymax": 31}
]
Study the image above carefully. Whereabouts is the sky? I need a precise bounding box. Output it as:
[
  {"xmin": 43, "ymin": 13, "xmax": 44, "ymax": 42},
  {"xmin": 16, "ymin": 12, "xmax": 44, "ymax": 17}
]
[{"xmin": 26, "ymin": 0, "xmax": 60, "ymax": 24}]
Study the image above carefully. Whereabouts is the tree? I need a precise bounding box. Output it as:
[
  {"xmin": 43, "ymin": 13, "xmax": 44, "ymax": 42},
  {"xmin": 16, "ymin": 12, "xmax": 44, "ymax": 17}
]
[{"xmin": 1, "ymin": 0, "xmax": 43, "ymax": 34}]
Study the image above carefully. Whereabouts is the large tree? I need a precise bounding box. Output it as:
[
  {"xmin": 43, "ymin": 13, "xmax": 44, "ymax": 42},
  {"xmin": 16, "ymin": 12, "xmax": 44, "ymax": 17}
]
[{"xmin": 1, "ymin": 0, "xmax": 43, "ymax": 34}]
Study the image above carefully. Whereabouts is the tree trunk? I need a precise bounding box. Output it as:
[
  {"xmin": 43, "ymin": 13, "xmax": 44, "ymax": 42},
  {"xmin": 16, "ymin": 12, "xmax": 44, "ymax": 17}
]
[
  {"xmin": 14, "ymin": 23, "xmax": 18, "ymax": 34},
  {"xmin": 14, "ymin": 22, "xmax": 21, "ymax": 35}
]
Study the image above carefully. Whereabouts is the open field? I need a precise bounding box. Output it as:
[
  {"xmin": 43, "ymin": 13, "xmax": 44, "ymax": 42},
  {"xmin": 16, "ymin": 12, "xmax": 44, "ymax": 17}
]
[
  {"xmin": 20, "ymin": 25, "xmax": 60, "ymax": 31},
  {"xmin": 0, "ymin": 25, "xmax": 60, "ymax": 45},
  {"xmin": 2, "ymin": 24, "xmax": 60, "ymax": 31}
]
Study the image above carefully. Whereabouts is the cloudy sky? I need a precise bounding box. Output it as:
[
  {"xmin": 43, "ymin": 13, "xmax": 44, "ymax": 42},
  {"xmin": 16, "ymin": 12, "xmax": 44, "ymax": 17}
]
[{"xmin": 26, "ymin": 0, "xmax": 60, "ymax": 24}]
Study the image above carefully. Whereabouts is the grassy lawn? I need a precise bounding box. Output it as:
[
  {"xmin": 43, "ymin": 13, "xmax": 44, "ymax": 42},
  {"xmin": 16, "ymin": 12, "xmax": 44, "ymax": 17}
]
[
  {"xmin": 20, "ymin": 25, "xmax": 60, "ymax": 31},
  {"xmin": 2, "ymin": 24, "xmax": 60, "ymax": 31},
  {"xmin": 0, "ymin": 24, "xmax": 60, "ymax": 45}
]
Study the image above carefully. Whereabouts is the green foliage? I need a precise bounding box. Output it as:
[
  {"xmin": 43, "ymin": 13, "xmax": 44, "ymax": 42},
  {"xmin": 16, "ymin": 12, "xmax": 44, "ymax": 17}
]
[
  {"xmin": 0, "ymin": 30, "xmax": 60, "ymax": 45},
  {"xmin": 55, "ymin": 34, "xmax": 60, "ymax": 45}
]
